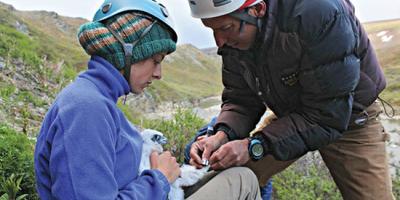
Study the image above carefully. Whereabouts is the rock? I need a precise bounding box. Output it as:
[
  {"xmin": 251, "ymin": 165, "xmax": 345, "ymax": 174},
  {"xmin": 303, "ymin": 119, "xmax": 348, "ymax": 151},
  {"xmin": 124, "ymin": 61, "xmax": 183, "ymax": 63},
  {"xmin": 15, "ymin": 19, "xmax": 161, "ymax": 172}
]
[
  {"xmin": 56, "ymin": 21, "xmax": 68, "ymax": 33},
  {"xmin": 126, "ymin": 92, "xmax": 157, "ymax": 113},
  {"xmin": 0, "ymin": 2, "xmax": 16, "ymax": 11},
  {"xmin": 15, "ymin": 21, "xmax": 29, "ymax": 35},
  {"xmin": 38, "ymin": 107, "xmax": 47, "ymax": 115},
  {"xmin": 0, "ymin": 57, "xmax": 5, "ymax": 70}
]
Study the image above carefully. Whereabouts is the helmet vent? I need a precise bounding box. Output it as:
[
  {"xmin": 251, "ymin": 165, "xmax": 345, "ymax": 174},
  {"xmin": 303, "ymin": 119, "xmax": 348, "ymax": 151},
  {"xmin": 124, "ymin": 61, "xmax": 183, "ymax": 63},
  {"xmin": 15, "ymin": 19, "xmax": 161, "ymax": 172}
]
[
  {"xmin": 159, "ymin": 3, "xmax": 169, "ymax": 17},
  {"xmin": 213, "ymin": 0, "xmax": 232, "ymax": 7},
  {"xmin": 189, "ymin": 0, "xmax": 196, "ymax": 5},
  {"xmin": 102, "ymin": 3, "xmax": 112, "ymax": 14}
]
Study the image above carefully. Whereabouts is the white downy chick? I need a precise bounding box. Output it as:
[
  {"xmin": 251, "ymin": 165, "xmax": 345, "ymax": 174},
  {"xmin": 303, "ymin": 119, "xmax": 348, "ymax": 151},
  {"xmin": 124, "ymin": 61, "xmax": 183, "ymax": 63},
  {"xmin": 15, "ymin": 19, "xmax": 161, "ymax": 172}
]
[{"xmin": 139, "ymin": 129, "xmax": 209, "ymax": 200}]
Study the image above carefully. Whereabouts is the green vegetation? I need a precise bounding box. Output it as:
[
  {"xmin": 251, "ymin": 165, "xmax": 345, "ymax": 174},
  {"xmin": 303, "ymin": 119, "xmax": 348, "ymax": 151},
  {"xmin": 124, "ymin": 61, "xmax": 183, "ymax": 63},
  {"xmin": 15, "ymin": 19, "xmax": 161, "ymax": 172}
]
[
  {"xmin": 0, "ymin": 124, "xmax": 37, "ymax": 200},
  {"xmin": 394, "ymin": 169, "xmax": 400, "ymax": 200},
  {"xmin": 380, "ymin": 67, "xmax": 400, "ymax": 105},
  {"xmin": 274, "ymin": 158, "xmax": 341, "ymax": 200},
  {"xmin": 1, "ymin": 174, "xmax": 28, "ymax": 200},
  {"xmin": 147, "ymin": 44, "xmax": 222, "ymax": 102},
  {"xmin": 2, "ymin": 111, "xmax": 400, "ymax": 199},
  {"xmin": 16, "ymin": 91, "xmax": 47, "ymax": 107},
  {"xmin": 0, "ymin": 83, "xmax": 15, "ymax": 100},
  {"xmin": 117, "ymin": 100, "xmax": 136, "ymax": 123},
  {"xmin": 0, "ymin": 24, "xmax": 41, "ymax": 67},
  {"xmin": 133, "ymin": 108, "xmax": 206, "ymax": 163},
  {"xmin": 363, "ymin": 19, "xmax": 400, "ymax": 106},
  {"xmin": 364, "ymin": 20, "xmax": 400, "ymax": 33},
  {"xmin": 62, "ymin": 64, "xmax": 79, "ymax": 82}
]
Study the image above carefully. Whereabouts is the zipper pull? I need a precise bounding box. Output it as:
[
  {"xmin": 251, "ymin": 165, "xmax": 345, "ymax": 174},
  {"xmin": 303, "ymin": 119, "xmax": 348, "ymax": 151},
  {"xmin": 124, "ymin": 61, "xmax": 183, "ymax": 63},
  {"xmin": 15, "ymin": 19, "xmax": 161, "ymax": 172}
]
[{"xmin": 256, "ymin": 77, "xmax": 263, "ymax": 96}]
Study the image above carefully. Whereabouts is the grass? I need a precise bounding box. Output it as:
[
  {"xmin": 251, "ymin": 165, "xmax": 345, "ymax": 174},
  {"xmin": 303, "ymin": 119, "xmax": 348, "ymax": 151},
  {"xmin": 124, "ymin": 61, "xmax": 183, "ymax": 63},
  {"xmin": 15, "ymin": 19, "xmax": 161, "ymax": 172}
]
[
  {"xmin": 150, "ymin": 45, "xmax": 223, "ymax": 102},
  {"xmin": 379, "ymin": 65, "xmax": 400, "ymax": 106},
  {"xmin": 364, "ymin": 19, "xmax": 400, "ymax": 33},
  {"xmin": 362, "ymin": 19, "xmax": 400, "ymax": 107},
  {"xmin": 198, "ymin": 97, "xmax": 221, "ymax": 109},
  {"xmin": 0, "ymin": 24, "xmax": 42, "ymax": 67},
  {"xmin": 16, "ymin": 10, "xmax": 89, "ymax": 70},
  {"xmin": 0, "ymin": 83, "xmax": 16, "ymax": 100},
  {"xmin": 16, "ymin": 90, "xmax": 47, "ymax": 107}
]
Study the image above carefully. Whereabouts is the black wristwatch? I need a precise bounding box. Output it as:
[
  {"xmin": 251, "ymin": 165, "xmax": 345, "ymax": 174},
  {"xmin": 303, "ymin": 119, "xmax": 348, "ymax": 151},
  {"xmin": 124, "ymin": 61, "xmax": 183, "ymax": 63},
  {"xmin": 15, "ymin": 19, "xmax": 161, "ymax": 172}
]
[{"xmin": 248, "ymin": 136, "xmax": 266, "ymax": 161}]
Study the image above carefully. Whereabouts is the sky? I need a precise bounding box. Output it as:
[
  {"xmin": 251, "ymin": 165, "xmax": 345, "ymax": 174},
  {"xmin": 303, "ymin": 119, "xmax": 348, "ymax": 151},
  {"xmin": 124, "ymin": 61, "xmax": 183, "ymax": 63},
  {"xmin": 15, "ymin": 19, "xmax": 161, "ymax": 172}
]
[{"xmin": 1, "ymin": 0, "xmax": 400, "ymax": 48}]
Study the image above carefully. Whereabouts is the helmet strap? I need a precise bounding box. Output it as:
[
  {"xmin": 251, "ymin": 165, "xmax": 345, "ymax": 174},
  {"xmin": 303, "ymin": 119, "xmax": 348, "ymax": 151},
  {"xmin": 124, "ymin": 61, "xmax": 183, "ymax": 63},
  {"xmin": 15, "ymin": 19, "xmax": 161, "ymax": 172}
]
[
  {"xmin": 106, "ymin": 20, "xmax": 157, "ymax": 91},
  {"xmin": 230, "ymin": 8, "xmax": 263, "ymax": 34},
  {"xmin": 239, "ymin": 20, "xmax": 246, "ymax": 35},
  {"xmin": 230, "ymin": 8, "xmax": 257, "ymax": 25}
]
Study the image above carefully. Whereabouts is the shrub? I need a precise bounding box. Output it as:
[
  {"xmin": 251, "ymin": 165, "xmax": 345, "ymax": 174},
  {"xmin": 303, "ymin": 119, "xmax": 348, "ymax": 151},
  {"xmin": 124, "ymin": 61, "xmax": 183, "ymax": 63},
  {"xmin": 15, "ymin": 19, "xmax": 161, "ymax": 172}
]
[
  {"xmin": 0, "ymin": 124, "xmax": 38, "ymax": 200},
  {"xmin": 62, "ymin": 64, "xmax": 78, "ymax": 82},
  {"xmin": 273, "ymin": 154, "xmax": 341, "ymax": 200},
  {"xmin": 134, "ymin": 108, "xmax": 206, "ymax": 163},
  {"xmin": 0, "ymin": 174, "xmax": 28, "ymax": 200}
]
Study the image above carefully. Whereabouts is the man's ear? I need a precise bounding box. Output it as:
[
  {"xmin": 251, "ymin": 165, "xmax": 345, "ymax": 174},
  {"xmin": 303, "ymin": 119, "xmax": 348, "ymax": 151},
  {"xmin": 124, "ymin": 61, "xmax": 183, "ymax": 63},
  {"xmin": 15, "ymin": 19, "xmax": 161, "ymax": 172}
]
[{"xmin": 249, "ymin": 1, "xmax": 267, "ymax": 17}]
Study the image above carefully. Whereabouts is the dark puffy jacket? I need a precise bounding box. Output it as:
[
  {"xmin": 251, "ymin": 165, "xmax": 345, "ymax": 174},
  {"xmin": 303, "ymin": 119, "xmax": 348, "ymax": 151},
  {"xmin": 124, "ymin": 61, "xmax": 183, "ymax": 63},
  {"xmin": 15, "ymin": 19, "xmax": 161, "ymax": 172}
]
[{"xmin": 215, "ymin": 0, "xmax": 386, "ymax": 160}]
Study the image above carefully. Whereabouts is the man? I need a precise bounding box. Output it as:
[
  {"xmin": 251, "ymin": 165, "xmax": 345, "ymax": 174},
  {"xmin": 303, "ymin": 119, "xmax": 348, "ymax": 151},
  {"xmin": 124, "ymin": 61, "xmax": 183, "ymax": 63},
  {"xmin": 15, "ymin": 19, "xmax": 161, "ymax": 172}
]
[{"xmin": 186, "ymin": 0, "xmax": 394, "ymax": 199}]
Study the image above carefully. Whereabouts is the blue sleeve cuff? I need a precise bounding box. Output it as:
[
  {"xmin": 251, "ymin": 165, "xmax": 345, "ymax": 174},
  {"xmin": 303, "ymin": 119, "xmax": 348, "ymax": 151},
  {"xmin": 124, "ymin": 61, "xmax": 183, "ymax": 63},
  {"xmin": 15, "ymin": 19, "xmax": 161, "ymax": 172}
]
[{"xmin": 144, "ymin": 169, "xmax": 171, "ymax": 195}]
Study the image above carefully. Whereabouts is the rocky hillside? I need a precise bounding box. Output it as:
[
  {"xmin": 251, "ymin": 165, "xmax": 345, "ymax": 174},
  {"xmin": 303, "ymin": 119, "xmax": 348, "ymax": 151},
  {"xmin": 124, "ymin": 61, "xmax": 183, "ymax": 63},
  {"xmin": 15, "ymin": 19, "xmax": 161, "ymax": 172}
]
[{"xmin": 0, "ymin": 1, "xmax": 222, "ymax": 135}]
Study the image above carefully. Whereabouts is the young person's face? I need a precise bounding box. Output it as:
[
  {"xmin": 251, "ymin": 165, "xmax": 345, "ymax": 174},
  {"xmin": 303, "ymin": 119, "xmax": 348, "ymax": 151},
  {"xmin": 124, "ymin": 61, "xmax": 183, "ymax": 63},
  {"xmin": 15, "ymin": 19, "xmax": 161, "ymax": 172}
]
[
  {"xmin": 202, "ymin": 15, "xmax": 258, "ymax": 50},
  {"xmin": 129, "ymin": 52, "xmax": 167, "ymax": 94}
]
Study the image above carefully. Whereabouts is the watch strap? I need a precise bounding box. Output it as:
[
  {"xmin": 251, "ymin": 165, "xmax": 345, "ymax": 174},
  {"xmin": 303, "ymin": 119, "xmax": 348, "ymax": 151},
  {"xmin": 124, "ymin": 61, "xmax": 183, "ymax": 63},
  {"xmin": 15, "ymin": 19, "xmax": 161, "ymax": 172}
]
[{"xmin": 215, "ymin": 124, "xmax": 237, "ymax": 141}]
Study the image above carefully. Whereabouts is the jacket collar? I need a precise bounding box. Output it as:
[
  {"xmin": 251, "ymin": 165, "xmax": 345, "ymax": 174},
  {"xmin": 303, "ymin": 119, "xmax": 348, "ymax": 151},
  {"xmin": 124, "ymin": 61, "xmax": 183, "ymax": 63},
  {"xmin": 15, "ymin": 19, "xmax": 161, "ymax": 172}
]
[
  {"xmin": 78, "ymin": 56, "xmax": 130, "ymax": 103},
  {"xmin": 250, "ymin": 0, "xmax": 278, "ymax": 53}
]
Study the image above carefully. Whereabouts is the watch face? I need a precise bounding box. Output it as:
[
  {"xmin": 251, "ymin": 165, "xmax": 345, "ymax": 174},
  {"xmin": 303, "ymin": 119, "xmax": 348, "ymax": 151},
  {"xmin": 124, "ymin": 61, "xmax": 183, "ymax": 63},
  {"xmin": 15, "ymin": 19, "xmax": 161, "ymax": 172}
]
[{"xmin": 251, "ymin": 143, "xmax": 264, "ymax": 157}]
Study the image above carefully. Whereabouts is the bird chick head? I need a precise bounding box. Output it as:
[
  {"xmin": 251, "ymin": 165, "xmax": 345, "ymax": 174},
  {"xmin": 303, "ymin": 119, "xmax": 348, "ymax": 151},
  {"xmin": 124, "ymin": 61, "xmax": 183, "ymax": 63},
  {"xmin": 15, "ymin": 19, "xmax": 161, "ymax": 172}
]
[{"xmin": 141, "ymin": 129, "xmax": 168, "ymax": 147}]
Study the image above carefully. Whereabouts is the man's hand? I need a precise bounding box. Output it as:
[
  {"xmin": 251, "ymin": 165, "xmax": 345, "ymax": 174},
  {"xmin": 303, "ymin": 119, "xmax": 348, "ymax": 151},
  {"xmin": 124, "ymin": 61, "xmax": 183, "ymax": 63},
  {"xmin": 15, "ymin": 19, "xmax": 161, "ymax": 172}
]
[
  {"xmin": 209, "ymin": 138, "xmax": 250, "ymax": 170},
  {"xmin": 189, "ymin": 131, "xmax": 229, "ymax": 168}
]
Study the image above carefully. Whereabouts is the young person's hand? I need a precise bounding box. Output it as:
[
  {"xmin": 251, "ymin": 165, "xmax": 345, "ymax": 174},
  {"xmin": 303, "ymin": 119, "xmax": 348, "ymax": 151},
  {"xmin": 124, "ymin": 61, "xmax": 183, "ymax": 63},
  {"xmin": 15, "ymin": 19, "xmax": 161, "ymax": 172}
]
[{"xmin": 150, "ymin": 151, "xmax": 181, "ymax": 183}]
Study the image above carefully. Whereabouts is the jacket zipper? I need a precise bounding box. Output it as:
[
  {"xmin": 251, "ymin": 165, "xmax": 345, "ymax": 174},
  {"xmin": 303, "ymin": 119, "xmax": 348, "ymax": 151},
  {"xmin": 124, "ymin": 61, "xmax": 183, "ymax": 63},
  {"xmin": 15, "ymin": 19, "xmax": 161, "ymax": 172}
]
[
  {"xmin": 261, "ymin": 63, "xmax": 284, "ymax": 114},
  {"xmin": 256, "ymin": 76, "xmax": 276, "ymax": 112}
]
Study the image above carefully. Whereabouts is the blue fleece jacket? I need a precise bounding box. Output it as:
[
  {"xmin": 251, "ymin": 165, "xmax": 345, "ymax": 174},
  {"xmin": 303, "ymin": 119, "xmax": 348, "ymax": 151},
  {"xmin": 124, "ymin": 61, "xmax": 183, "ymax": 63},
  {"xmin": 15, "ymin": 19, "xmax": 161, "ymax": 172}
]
[{"xmin": 34, "ymin": 56, "xmax": 170, "ymax": 200}]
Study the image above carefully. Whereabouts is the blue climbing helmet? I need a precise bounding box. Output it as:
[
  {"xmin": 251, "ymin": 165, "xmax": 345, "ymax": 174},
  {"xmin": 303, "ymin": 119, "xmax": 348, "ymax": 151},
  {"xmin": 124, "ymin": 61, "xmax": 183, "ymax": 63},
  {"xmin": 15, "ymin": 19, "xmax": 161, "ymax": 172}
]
[
  {"xmin": 93, "ymin": 0, "xmax": 177, "ymax": 42},
  {"xmin": 88, "ymin": 0, "xmax": 178, "ymax": 90}
]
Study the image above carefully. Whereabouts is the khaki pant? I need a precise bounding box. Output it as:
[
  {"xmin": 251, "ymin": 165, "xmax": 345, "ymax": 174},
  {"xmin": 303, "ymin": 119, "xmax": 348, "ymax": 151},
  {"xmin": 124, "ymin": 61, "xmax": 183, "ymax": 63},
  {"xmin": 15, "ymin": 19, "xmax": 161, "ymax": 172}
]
[
  {"xmin": 184, "ymin": 167, "xmax": 261, "ymax": 200},
  {"xmin": 246, "ymin": 102, "xmax": 394, "ymax": 200}
]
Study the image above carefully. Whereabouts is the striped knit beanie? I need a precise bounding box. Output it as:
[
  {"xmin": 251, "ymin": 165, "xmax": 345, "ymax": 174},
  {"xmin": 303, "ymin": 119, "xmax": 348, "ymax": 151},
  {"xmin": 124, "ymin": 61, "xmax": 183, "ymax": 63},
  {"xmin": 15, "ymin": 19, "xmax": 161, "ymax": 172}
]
[{"xmin": 77, "ymin": 12, "xmax": 176, "ymax": 70}]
